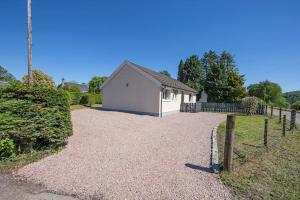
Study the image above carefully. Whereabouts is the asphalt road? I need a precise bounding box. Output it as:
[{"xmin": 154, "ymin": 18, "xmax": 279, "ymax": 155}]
[
  {"xmin": 268, "ymin": 108, "xmax": 300, "ymax": 125},
  {"xmin": 0, "ymin": 174, "xmax": 78, "ymax": 200}
]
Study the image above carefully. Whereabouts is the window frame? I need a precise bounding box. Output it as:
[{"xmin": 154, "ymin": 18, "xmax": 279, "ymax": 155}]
[
  {"xmin": 172, "ymin": 89, "xmax": 178, "ymax": 101},
  {"xmin": 162, "ymin": 88, "xmax": 171, "ymax": 100}
]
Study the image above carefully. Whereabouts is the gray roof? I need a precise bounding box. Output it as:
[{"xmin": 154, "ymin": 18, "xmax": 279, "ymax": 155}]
[
  {"xmin": 64, "ymin": 82, "xmax": 89, "ymax": 93},
  {"xmin": 129, "ymin": 61, "xmax": 197, "ymax": 93},
  {"xmin": 0, "ymin": 81, "xmax": 9, "ymax": 87}
]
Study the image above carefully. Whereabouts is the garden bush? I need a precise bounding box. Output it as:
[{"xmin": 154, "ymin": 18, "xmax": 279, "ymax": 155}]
[
  {"xmin": 61, "ymin": 85, "xmax": 82, "ymax": 105},
  {"xmin": 241, "ymin": 97, "xmax": 258, "ymax": 115},
  {"xmin": 80, "ymin": 93, "xmax": 96, "ymax": 106},
  {"xmin": 22, "ymin": 70, "xmax": 56, "ymax": 88},
  {"xmin": 0, "ymin": 85, "xmax": 72, "ymax": 155},
  {"xmin": 95, "ymin": 93, "xmax": 102, "ymax": 104},
  {"xmin": 0, "ymin": 138, "xmax": 15, "ymax": 159}
]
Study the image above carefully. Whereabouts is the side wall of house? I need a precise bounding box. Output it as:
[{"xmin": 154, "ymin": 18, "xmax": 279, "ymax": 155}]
[{"xmin": 102, "ymin": 64, "xmax": 160, "ymax": 116}]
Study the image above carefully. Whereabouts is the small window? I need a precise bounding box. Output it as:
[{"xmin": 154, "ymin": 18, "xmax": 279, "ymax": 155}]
[
  {"xmin": 172, "ymin": 89, "xmax": 178, "ymax": 101},
  {"xmin": 162, "ymin": 89, "xmax": 171, "ymax": 100},
  {"xmin": 189, "ymin": 94, "xmax": 192, "ymax": 102}
]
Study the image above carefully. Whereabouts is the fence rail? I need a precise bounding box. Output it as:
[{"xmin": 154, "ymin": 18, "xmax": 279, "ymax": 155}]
[{"xmin": 180, "ymin": 102, "xmax": 266, "ymax": 115}]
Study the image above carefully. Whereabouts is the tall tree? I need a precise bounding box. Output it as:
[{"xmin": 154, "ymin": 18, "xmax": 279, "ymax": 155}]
[
  {"xmin": 0, "ymin": 66, "xmax": 16, "ymax": 82},
  {"xmin": 248, "ymin": 80, "xmax": 283, "ymax": 104},
  {"xmin": 88, "ymin": 76, "xmax": 108, "ymax": 93},
  {"xmin": 177, "ymin": 59, "xmax": 185, "ymax": 81},
  {"xmin": 220, "ymin": 51, "xmax": 236, "ymax": 71},
  {"xmin": 182, "ymin": 55, "xmax": 205, "ymax": 92},
  {"xmin": 201, "ymin": 50, "xmax": 219, "ymax": 79},
  {"xmin": 205, "ymin": 58, "xmax": 227, "ymax": 102},
  {"xmin": 224, "ymin": 71, "xmax": 247, "ymax": 103},
  {"xmin": 159, "ymin": 70, "xmax": 171, "ymax": 77},
  {"xmin": 204, "ymin": 51, "xmax": 245, "ymax": 102}
]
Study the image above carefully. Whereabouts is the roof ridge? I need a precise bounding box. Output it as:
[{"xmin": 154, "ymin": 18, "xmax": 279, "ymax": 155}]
[{"xmin": 127, "ymin": 61, "xmax": 197, "ymax": 93}]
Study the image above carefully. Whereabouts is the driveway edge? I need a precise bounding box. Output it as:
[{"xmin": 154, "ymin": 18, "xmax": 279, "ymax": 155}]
[{"xmin": 211, "ymin": 126, "xmax": 220, "ymax": 173}]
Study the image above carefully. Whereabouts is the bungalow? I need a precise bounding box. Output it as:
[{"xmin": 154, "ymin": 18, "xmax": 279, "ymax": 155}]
[{"xmin": 101, "ymin": 60, "xmax": 197, "ymax": 117}]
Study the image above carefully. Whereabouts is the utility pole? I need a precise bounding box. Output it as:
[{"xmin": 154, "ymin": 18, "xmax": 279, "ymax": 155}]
[{"xmin": 27, "ymin": 0, "xmax": 33, "ymax": 86}]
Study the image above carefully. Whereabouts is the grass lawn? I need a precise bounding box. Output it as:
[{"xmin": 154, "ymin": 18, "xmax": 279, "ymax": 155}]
[
  {"xmin": 217, "ymin": 115, "xmax": 300, "ymax": 200},
  {"xmin": 70, "ymin": 104, "xmax": 102, "ymax": 111}
]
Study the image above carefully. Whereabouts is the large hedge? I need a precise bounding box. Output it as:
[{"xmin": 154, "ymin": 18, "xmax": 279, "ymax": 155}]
[{"xmin": 0, "ymin": 85, "xmax": 72, "ymax": 156}]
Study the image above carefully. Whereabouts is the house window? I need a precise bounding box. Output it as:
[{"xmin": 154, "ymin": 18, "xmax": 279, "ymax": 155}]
[
  {"xmin": 189, "ymin": 94, "xmax": 192, "ymax": 102},
  {"xmin": 172, "ymin": 89, "xmax": 178, "ymax": 101},
  {"xmin": 162, "ymin": 89, "xmax": 171, "ymax": 100}
]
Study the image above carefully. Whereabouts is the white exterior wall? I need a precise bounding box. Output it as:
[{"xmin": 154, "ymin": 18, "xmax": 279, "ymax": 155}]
[
  {"xmin": 160, "ymin": 89, "xmax": 196, "ymax": 116},
  {"xmin": 102, "ymin": 64, "xmax": 160, "ymax": 116}
]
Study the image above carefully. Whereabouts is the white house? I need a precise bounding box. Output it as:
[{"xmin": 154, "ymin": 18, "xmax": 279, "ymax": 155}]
[{"xmin": 101, "ymin": 60, "xmax": 197, "ymax": 117}]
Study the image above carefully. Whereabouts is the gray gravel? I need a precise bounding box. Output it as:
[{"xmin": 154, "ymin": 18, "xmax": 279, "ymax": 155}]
[{"xmin": 17, "ymin": 109, "xmax": 231, "ymax": 200}]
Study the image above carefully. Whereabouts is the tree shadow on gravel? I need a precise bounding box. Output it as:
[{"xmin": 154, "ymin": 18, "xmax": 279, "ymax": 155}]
[{"xmin": 185, "ymin": 163, "xmax": 213, "ymax": 173}]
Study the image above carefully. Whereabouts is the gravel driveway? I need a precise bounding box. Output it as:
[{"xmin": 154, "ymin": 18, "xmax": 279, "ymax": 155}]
[{"xmin": 18, "ymin": 109, "xmax": 231, "ymax": 200}]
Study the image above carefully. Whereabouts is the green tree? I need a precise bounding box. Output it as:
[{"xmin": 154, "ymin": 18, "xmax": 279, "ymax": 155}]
[
  {"xmin": 22, "ymin": 70, "xmax": 56, "ymax": 88},
  {"xmin": 182, "ymin": 55, "xmax": 205, "ymax": 92},
  {"xmin": 275, "ymin": 97, "xmax": 289, "ymax": 108},
  {"xmin": 159, "ymin": 70, "xmax": 171, "ymax": 77},
  {"xmin": 0, "ymin": 66, "xmax": 16, "ymax": 82},
  {"xmin": 220, "ymin": 51, "xmax": 236, "ymax": 71},
  {"xmin": 283, "ymin": 90, "xmax": 300, "ymax": 104},
  {"xmin": 88, "ymin": 76, "xmax": 108, "ymax": 93},
  {"xmin": 204, "ymin": 51, "xmax": 246, "ymax": 102},
  {"xmin": 224, "ymin": 71, "xmax": 247, "ymax": 102},
  {"xmin": 248, "ymin": 80, "xmax": 283, "ymax": 104},
  {"xmin": 177, "ymin": 59, "xmax": 185, "ymax": 81},
  {"xmin": 201, "ymin": 50, "xmax": 219, "ymax": 79},
  {"xmin": 177, "ymin": 51, "xmax": 246, "ymax": 102},
  {"xmin": 291, "ymin": 101, "xmax": 300, "ymax": 110},
  {"xmin": 205, "ymin": 59, "xmax": 227, "ymax": 102}
]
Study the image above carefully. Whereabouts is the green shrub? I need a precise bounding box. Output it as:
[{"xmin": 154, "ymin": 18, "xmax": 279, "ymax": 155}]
[
  {"xmin": 241, "ymin": 97, "xmax": 258, "ymax": 115},
  {"xmin": 95, "ymin": 93, "xmax": 102, "ymax": 104},
  {"xmin": 291, "ymin": 101, "xmax": 300, "ymax": 110},
  {"xmin": 61, "ymin": 85, "xmax": 82, "ymax": 105},
  {"xmin": 80, "ymin": 93, "xmax": 96, "ymax": 106},
  {"xmin": 0, "ymin": 85, "xmax": 72, "ymax": 155},
  {"xmin": 0, "ymin": 138, "xmax": 15, "ymax": 159}
]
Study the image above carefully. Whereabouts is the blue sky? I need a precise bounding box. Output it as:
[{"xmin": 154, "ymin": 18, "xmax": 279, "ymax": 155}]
[{"xmin": 0, "ymin": 0, "xmax": 299, "ymax": 92}]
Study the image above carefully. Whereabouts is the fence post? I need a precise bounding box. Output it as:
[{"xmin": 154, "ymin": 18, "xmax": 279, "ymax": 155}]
[
  {"xmin": 279, "ymin": 107, "xmax": 282, "ymax": 123},
  {"xmin": 283, "ymin": 115, "xmax": 286, "ymax": 137},
  {"xmin": 224, "ymin": 114, "xmax": 235, "ymax": 173},
  {"xmin": 271, "ymin": 106, "xmax": 273, "ymax": 118},
  {"xmin": 290, "ymin": 110, "xmax": 297, "ymax": 131},
  {"xmin": 264, "ymin": 119, "xmax": 268, "ymax": 147}
]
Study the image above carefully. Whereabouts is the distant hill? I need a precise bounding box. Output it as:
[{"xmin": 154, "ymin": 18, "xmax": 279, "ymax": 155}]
[{"xmin": 283, "ymin": 90, "xmax": 300, "ymax": 104}]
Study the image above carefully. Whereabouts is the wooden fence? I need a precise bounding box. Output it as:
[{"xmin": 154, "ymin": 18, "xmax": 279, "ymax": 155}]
[{"xmin": 180, "ymin": 102, "xmax": 266, "ymax": 115}]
